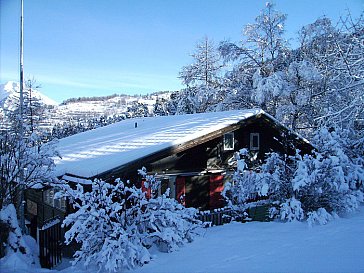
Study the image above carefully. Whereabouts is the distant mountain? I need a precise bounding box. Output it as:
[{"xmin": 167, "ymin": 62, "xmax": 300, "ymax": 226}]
[{"xmin": 0, "ymin": 81, "xmax": 58, "ymax": 107}]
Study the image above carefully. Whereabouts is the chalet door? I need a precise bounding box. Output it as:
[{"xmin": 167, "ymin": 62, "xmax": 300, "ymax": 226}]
[
  {"xmin": 185, "ymin": 176, "xmax": 210, "ymax": 211},
  {"xmin": 141, "ymin": 179, "xmax": 151, "ymax": 199},
  {"xmin": 209, "ymin": 175, "xmax": 224, "ymax": 209},
  {"xmin": 176, "ymin": 177, "xmax": 185, "ymax": 206}
]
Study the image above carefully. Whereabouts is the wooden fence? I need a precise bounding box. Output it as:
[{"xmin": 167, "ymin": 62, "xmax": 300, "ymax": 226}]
[
  {"xmin": 39, "ymin": 216, "xmax": 63, "ymax": 269},
  {"xmin": 198, "ymin": 204, "xmax": 271, "ymax": 226},
  {"xmin": 198, "ymin": 208, "xmax": 233, "ymax": 226}
]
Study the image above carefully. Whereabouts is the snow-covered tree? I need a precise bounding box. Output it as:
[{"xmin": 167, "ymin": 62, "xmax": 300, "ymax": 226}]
[
  {"xmin": 24, "ymin": 78, "xmax": 46, "ymax": 133},
  {"xmin": 297, "ymin": 14, "xmax": 364, "ymax": 134},
  {"xmin": 180, "ymin": 37, "xmax": 222, "ymax": 90},
  {"xmin": 225, "ymin": 128, "xmax": 363, "ymax": 224},
  {"xmin": 0, "ymin": 130, "xmax": 57, "ymax": 211},
  {"xmin": 221, "ymin": 2, "xmax": 288, "ymax": 74},
  {"xmin": 255, "ymin": 60, "xmax": 323, "ymax": 132},
  {"xmin": 153, "ymin": 97, "xmax": 169, "ymax": 116},
  {"xmin": 219, "ymin": 2, "xmax": 289, "ymax": 115},
  {"xmin": 175, "ymin": 87, "xmax": 201, "ymax": 114},
  {"xmin": 178, "ymin": 37, "xmax": 224, "ymax": 113},
  {"xmin": 279, "ymin": 60, "xmax": 322, "ymax": 131},
  {"xmin": 127, "ymin": 101, "xmax": 149, "ymax": 117},
  {"xmin": 3, "ymin": 78, "xmax": 47, "ymax": 137},
  {"xmin": 0, "ymin": 79, "xmax": 58, "ymax": 265}
]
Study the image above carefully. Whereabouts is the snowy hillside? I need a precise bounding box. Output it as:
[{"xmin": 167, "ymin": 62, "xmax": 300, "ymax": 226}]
[
  {"xmin": 1, "ymin": 81, "xmax": 174, "ymax": 131},
  {"xmin": 47, "ymin": 92, "xmax": 170, "ymax": 126},
  {"xmin": 54, "ymin": 95, "xmax": 154, "ymax": 120}
]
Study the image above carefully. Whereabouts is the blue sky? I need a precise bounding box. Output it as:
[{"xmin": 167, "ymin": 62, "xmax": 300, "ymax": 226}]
[{"xmin": 1, "ymin": 0, "xmax": 363, "ymax": 103}]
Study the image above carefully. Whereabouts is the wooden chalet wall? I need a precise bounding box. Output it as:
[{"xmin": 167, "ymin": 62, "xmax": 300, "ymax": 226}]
[
  {"xmin": 25, "ymin": 114, "xmax": 312, "ymax": 214},
  {"xmin": 25, "ymin": 189, "xmax": 66, "ymax": 237}
]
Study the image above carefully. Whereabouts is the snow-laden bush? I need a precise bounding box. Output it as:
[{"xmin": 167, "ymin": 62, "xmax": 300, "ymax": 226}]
[
  {"xmin": 137, "ymin": 168, "xmax": 202, "ymax": 252},
  {"xmin": 222, "ymin": 156, "xmax": 256, "ymax": 217},
  {"xmin": 140, "ymin": 190, "xmax": 201, "ymax": 252},
  {"xmin": 62, "ymin": 179, "xmax": 150, "ymax": 271},
  {"xmin": 223, "ymin": 150, "xmax": 295, "ymax": 218},
  {"xmin": 0, "ymin": 204, "xmax": 37, "ymax": 265},
  {"xmin": 279, "ymin": 197, "xmax": 304, "ymax": 222},
  {"xmin": 307, "ymin": 208, "xmax": 337, "ymax": 227},
  {"xmin": 222, "ymin": 164, "xmax": 262, "ymax": 213},
  {"xmin": 259, "ymin": 152, "xmax": 295, "ymax": 202},
  {"xmin": 62, "ymin": 176, "xmax": 201, "ymax": 272}
]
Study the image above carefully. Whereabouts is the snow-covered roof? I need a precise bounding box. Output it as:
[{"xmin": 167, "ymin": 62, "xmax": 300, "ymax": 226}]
[{"xmin": 54, "ymin": 109, "xmax": 265, "ymax": 178}]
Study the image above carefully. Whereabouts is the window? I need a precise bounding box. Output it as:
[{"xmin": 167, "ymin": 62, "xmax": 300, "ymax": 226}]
[
  {"xmin": 250, "ymin": 133, "xmax": 260, "ymax": 151},
  {"xmin": 26, "ymin": 199, "xmax": 38, "ymax": 216},
  {"xmin": 43, "ymin": 188, "xmax": 66, "ymax": 211},
  {"xmin": 223, "ymin": 132, "xmax": 235, "ymax": 151}
]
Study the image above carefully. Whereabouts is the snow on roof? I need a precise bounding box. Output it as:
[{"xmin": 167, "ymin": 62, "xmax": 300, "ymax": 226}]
[
  {"xmin": 60, "ymin": 174, "xmax": 92, "ymax": 185},
  {"xmin": 54, "ymin": 109, "xmax": 264, "ymax": 178}
]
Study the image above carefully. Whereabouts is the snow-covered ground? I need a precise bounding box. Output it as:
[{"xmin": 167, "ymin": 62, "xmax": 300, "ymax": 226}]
[
  {"xmin": 131, "ymin": 209, "xmax": 364, "ymax": 273},
  {"xmin": 1, "ymin": 207, "xmax": 364, "ymax": 273}
]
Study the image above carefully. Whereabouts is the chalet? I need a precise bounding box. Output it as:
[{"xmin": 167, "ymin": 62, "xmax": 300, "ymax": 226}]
[{"xmin": 24, "ymin": 109, "xmax": 313, "ymax": 267}]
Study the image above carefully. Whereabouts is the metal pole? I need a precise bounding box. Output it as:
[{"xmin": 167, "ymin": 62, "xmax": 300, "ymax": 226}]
[
  {"xmin": 19, "ymin": 0, "xmax": 26, "ymax": 233},
  {"xmin": 20, "ymin": 0, "xmax": 24, "ymax": 115}
]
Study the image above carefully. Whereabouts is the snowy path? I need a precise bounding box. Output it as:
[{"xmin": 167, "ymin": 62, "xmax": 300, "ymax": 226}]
[{"xmin": 131, "ymin": 208, "xmax": 364, "ymax": 273}]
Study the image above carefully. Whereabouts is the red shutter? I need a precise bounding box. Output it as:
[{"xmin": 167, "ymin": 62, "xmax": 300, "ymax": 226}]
[
  {"xmin": 176, "ymin": 177, "xmax": 186, "ymax": 206},
  {"xmin": 141, "ymin": 179, "xmax": 151, "ymax": 200},
  {"xmin": 209, "ymin": 175, "xmax": 224, "ymax": 209}
]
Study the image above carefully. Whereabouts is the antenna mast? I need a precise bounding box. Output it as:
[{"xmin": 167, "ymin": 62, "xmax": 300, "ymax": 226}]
[
  {"xmin": 20, "ymin": 0, "xmax": 24, "ymax": 117},
  {"xmin": 19, "ymin": 0, "xmax": 26, "ymax": 233}
]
